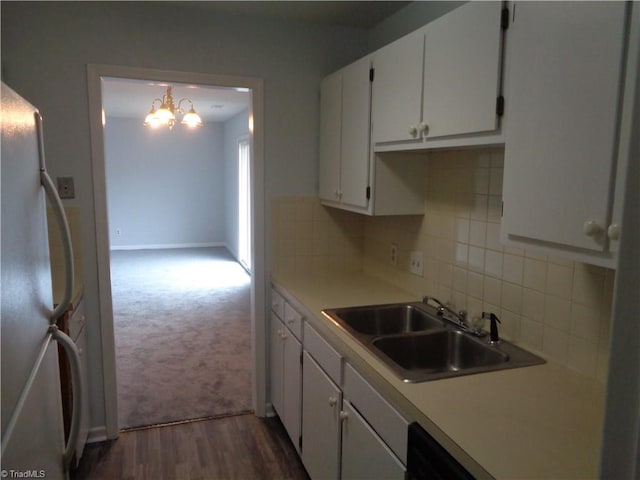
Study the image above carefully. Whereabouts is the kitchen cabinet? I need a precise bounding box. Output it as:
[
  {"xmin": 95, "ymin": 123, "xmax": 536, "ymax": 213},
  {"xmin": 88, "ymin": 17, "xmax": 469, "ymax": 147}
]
[
  {"xmin": 422, "ymin": 1, "xmax": 504, "ymax": 139},
  {"xmin": 371, "ymin": 28, "xmax": 425, "ymax": 146},
  {"xmin": 372, "ymin": 1, "xmax": 504, "ymax": 149},
  {"xmin": 301, "ymin": 351, "xmax": 342, "ymax": 480},
  {"xmin": 269, "ymin": 290, "xmax": 302, "ymax": 451},
  {"xmin": 319, "ymin": 51, "xmax": 426, "ymax": 216},
  {"xmin": 300, "ymin": 321, "xmax": 408, "ymax": 480},
  {"xmin": 341, "ymin": 400, "xmax": 405, "ymax": 480},
  {"xmin": 501, "ymin": 1, "xmax": 629, "ymax": 267},
  {"xmin": 319, "ymin": 56, "xmax": 372, "ymax": 210},
  {"xmin": 341, "ymin": 362, "xmax": 407, "ymax": 480}
]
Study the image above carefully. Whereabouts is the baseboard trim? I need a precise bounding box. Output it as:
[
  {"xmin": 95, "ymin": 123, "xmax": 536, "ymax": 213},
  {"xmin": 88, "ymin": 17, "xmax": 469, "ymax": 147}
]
[{"xmin": 110, "ymin": 242, "xmax": 226, "ymax": 251}]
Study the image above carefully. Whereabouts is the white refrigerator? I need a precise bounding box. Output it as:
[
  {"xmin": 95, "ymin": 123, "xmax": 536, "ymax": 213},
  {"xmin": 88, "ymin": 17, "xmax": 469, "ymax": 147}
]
[{"xmin": 1, "ymin": 83, "xmax": 83, "ymax": 479}]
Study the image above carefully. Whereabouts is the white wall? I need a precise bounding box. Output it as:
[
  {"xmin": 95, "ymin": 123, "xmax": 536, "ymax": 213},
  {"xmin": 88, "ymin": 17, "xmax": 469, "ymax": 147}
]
[
  {"xmin": 104, "ymin": 117, "xmax": 225, "ymax": 249},
  {"xmin": 0, "ymin": 0, "xmax": 468, "ymax": 436},
  {"xmin": 367, "ymin": 1, "xmax": 465, "ymax": 50},
  {"xmin": 0, "ymin": 1, "xmax": 369, "ymax": 432}
]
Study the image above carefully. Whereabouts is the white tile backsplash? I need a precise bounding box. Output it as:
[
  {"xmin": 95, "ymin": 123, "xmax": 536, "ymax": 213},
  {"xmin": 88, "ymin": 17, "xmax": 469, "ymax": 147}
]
[{"xmin": 271, "ymin": 148, "xmax": 615, "ymax": 382}]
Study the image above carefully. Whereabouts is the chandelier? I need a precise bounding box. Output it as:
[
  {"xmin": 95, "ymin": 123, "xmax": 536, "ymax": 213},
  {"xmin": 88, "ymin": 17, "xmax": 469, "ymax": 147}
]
[{"xmin": 143, "ymin": 86, "xmax": 203, "ymax": 129}]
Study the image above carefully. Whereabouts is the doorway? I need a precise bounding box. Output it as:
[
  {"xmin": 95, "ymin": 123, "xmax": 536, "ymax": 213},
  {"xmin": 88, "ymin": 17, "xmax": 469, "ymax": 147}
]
[
  {"xmin": 101, "ymin": 76, "xmax": 254, "ymax": 429},
  {"xmin": 87, "ymin": 65, "xmax": 266, "ymax": 439}
]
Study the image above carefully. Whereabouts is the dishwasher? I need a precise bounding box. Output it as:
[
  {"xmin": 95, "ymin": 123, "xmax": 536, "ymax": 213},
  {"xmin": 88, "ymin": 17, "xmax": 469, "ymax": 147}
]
[{"xmin": 406, "ymin": 422, "xmax": 475, "ymax": 480}]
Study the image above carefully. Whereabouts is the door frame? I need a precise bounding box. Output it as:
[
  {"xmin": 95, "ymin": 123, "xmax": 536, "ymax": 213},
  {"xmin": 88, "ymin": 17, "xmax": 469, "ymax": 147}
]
[{"xmin": 87, "ymin": 64, "xmax": 266, "ymax": 438}]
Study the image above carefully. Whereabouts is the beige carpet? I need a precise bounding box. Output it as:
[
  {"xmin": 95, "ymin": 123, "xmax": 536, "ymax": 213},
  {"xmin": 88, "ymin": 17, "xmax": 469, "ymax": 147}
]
[{"xmin": 111, "ymin": 247, "xmax": 252, "ymax": 429}]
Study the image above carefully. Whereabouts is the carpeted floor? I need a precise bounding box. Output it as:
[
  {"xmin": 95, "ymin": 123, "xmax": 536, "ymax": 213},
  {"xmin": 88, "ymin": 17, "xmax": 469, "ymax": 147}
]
[{"xmin": 110, "ymin": 247, "xmax": 253, "ymax": 429}]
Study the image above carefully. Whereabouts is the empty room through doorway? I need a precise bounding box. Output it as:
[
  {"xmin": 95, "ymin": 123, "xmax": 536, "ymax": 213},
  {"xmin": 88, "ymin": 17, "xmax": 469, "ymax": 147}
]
[{"xmin": 101, "ymin": 77, "xmax": 253, "ymax": 429}]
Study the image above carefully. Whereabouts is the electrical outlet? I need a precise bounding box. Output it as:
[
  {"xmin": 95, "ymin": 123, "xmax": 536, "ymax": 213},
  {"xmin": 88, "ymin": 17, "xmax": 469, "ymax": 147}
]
[
  {"xmin": 390, "ymin": 243, "xmax": 398, "ymax": 266},
  {"xmin": 57, "ymin": 177, "xmax": 75, "ymax": 199},
  {"xmin": 409, "ymin": 251, "xmax": 424, "ymax": 276},
  {"xmin": 116, "ymin": 229, "xmax": 122, "ymax": 236}
]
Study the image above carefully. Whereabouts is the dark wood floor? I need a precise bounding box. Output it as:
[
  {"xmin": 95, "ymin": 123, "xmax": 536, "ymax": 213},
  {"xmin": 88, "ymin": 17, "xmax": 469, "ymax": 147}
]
[{"xmin": 71, "ymin": 414, "xmax": 310, "ymax": 480}]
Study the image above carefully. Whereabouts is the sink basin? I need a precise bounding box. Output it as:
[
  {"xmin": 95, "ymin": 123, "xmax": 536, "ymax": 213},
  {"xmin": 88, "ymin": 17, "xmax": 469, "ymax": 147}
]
[
  {"xmin": 322, "ymin": 302, "xmax": 545, "ymax": 383},
  {"xmin": 372, "ymin": 330, "xmax": 509, "ymax": 380},
  {"xmin": 325, "ymin": 303, "xmax": 444, "ymax": 336}
]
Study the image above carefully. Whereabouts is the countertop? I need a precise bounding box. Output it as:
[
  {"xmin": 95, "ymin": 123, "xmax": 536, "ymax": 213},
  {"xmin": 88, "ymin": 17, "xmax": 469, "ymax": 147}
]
[{"xmin": 272, "ymin": 270, "xmax": 606, "ymax": 479}]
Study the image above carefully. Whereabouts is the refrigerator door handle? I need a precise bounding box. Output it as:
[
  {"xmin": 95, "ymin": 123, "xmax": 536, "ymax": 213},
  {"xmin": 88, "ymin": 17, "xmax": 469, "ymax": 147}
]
[
  {"xmin": 50, "ymin": 325, "xmax": 82, "ymax": 471},
  {"xmin": 35, "ymin": 112, "xmax": 74, "ymax": 323}
]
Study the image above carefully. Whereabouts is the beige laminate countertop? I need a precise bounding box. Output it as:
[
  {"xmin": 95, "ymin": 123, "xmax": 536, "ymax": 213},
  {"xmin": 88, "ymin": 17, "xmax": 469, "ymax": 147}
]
[{"xmin": 272, "ymin": 270, "xmax": 606, "ymax": 480}]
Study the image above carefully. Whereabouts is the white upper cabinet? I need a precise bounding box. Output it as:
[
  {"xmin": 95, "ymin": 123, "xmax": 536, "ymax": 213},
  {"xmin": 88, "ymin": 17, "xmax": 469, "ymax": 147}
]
[
  {"xmin": 371, "ymin": 28, "xmax": 426, "ymax": 145},
  {"xmin": 501, "ymin": 1, "xmax": 629, "ymax": 266},
  {"xmin": 422, "ymin": 1, "xmax": 503, "ymax": 139},
  {"xmin": 371, "ymin": 1, "xmax": 505, "ymax": 150},
  {"xmin": 340, "ymin": 56, "xmax": 373, "ymax": 209},
  {"xmin": 318, "ymin": 56, "xmax": 371, "ymax": 211},
  {"xmin": 318, "ymin": 70, "xmax": 342, "ymax": 204},
  {"xmin": 319, "ymin": 56, "xmax": 426, "ymax": 216}
]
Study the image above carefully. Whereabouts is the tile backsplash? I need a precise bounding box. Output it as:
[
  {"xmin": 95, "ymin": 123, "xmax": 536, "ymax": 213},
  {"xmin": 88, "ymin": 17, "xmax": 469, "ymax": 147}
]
[{"xmin": 270, "ymin": 147, "xmax": 615, "ymax": 382}]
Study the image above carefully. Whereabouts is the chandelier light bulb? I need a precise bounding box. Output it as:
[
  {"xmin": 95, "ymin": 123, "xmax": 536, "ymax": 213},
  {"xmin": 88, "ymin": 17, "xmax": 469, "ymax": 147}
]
[
  {"xmin": 144, "ymin": 86, "xmax": 202, "ymax": 130},
  {"xmin": 181, "ymin": 106, "xmax": 203, "ymax": 128}
]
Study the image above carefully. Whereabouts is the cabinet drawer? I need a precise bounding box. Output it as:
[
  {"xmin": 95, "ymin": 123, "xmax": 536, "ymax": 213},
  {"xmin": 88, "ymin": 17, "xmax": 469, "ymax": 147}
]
[
  {"xmin": 344, "ymin": 362, "xmax": 408, "ymax": 462},
  {"xmin": 271, "ymin": 288, "xmax": 285, "ymax": 319},
  {"xmin": 284, "ymin": 303, "xmax": 303, "ymax": 340},
  {"xmin": 304, "ymin": 323, "xmax": 342, "ymax": 385}
]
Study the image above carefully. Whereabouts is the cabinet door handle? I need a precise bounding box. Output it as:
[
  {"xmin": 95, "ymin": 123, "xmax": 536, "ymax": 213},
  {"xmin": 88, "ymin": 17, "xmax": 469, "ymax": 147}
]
[
  {"xmin": 607, "ymin": 223, "xmax": 621, "ymax": 240},
  {"xmin": 328, "ymin": 396, "xmax": 337, "ymax": 407},
  {"xmin": 418, "ymin": 122, "xmax": 429, "ymax": 136},
  {"xmin": 408, "ymin": 125, "xmax": 419, "ymax": 138},
  {"xmin": 339, "ymin": 411, "xmax": 349, "ymax": 421},
  {"xmin": 583, "ymin": 220, "xmax": 604, "ymax": 236}
]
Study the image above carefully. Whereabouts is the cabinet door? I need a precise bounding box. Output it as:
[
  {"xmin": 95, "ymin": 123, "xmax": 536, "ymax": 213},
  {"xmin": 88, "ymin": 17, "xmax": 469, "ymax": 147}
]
[
  {"xmin": 282, "ymin": 330, "xmax": 302, "ymax": 453},
  {"xmin": 340, "ymin": 56, "xmax": 372, "ymax": 209},
  {"xmin": 301, "ymin": 352, "xmax": 342, "ymax": 480},
  {"xmin": 319, "ymin": 70, "xmax": 342, "ymax": 203},
  {"xmin": 269, "ymin": 314, "xmax": 284, "ymax": 417},
  {"xmin": 371, "ymin": 28, "xmax": 425, "ymax": 145},
  {"xmin": 502, "ymin": 2, "xmax": 627, "ymax": 252},
  {"xmin": 341, "ymin": 400, "xmax": 406, "ymax": 480},
  {"xmin": 422, "ymin": 1, "xmax": 503, "ymax": 139}
]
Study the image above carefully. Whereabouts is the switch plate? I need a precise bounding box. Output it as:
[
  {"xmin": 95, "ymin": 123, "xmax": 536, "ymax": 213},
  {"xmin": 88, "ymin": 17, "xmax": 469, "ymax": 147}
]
[
  {"xmin": 409, "ymin": 251, "xmax": 423, "ymax": 276},
  {"xmin": 57, "ymin": 177, "xmax": 75, "ymax": 199},
  {"xmin": 390, "ymin": 243, "xmax": 398, "ymax": 266}
]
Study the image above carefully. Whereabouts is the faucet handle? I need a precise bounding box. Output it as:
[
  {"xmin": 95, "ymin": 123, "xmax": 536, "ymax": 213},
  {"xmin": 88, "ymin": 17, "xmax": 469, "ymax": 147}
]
[{"xmin": 482, "ymin": 312, "xmax": 501, "ymax": 344}]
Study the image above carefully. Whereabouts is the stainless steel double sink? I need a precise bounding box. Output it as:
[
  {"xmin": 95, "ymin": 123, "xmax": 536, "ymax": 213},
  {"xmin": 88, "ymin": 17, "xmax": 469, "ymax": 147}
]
[{"xmin": 322, "ymin": 302, "xmax": 545, "ymax": 383}]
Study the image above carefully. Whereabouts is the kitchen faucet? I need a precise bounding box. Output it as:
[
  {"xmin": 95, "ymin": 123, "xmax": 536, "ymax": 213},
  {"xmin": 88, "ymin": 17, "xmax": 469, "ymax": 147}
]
[{"xmin": 421, "ymin": 296, "xmax": 484, "ymax": 336}]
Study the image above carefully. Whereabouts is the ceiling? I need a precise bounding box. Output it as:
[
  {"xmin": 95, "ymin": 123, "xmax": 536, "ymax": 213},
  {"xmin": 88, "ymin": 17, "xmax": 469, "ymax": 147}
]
[
  {"xmin": 102, "ymin": 77, "xmax": 251, "ymax": 123},
  {"xmin": 176, "ymin": 1, "xmax": 411, "ymax": 29},
  {"xmin": 101, "ymin": 1, "xmax": 411, "ymax": 124}
]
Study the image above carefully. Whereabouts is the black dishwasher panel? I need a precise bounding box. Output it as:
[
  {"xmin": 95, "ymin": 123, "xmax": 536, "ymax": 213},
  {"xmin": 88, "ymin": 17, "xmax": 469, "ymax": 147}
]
[{"xmin": 407, "ymin": 422, "xmax": 475, "ymax": 480}]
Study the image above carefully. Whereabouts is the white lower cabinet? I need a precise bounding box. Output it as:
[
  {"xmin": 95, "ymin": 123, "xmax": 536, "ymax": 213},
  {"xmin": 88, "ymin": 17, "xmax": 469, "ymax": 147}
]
[
  {"xmin": 341, "ymin": 400, "xmax": 406, "ymax": 480},
  {"xmin": 301, "ymin": 351, "xmax": 342, "ymax": 480},
  {"xmin": 300, "ymin": 321, "xmax": 408, "ymax": 480},
  {"xmin": 270, "ymin": 311, "xmax": 302, "ymax": 452}
]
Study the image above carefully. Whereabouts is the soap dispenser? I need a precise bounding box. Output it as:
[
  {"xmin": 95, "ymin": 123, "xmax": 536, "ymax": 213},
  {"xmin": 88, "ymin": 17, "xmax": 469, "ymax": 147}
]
[{"xmin": 482, "ymin": 312, "xmax": 501, "ymax": 345}]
